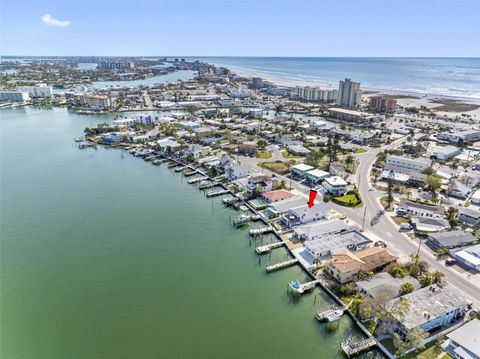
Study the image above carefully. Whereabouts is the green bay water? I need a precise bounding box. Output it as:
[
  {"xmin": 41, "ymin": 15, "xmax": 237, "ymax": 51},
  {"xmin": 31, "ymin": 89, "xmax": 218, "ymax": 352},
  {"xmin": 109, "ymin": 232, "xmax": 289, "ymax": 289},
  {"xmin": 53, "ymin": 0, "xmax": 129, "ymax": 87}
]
[{"xmin": 1, "ymin": 107, "xmax": 380, "ymax": 359}]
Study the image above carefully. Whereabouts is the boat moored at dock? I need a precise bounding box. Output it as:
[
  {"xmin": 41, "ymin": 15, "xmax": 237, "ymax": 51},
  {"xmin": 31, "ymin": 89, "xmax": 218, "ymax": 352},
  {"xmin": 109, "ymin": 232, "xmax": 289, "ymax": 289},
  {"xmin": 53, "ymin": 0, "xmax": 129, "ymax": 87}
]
[{"xmin": 315, "ymin": 305, "xmax": 345, "ymax": 322}]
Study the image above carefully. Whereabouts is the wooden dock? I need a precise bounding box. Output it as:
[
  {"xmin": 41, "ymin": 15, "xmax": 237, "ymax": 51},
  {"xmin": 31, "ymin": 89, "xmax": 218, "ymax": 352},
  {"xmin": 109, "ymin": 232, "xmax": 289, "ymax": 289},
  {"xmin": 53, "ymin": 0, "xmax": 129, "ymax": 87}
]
[
  {"xmin": 266, "ymin": 258, "xmax": 299, "ymax": 273},
  {"xmin": 249, "ymin": 226, "xmax": 273, "ymax": 236},
  {"xmin": 255, "ymin": 241, "xmax": 285, "ymax": 254},
  {"xmin": 188, "ymin": 177, "xmax": 206, "ymax": 184},
  {"xmin": 206, "ymin": 189, "xmax": 228, "ymax": 198},
  {"xmin": 341, "ymin": 337, "xmax": 376, "ymax": 357},
  {"xmin": 199, "ymin": 181, "xmax": 216, "ymax": 190}
]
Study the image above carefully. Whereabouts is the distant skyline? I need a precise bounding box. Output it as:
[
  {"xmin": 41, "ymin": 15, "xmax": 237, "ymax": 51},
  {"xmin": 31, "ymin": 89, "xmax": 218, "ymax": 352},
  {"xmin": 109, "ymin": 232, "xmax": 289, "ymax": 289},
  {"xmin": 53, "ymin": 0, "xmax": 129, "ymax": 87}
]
[{"xmin": 1, "ymin": 0, "xmax": 479, "ymax": 57}]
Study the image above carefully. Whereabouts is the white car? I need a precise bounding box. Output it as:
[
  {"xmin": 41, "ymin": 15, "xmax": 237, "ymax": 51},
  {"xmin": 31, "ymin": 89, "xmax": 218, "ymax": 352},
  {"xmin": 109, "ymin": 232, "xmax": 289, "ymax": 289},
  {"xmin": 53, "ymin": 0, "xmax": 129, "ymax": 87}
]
[{"xmin": 400, "ymin": 223, "xmax": 413, "ymax": 231}]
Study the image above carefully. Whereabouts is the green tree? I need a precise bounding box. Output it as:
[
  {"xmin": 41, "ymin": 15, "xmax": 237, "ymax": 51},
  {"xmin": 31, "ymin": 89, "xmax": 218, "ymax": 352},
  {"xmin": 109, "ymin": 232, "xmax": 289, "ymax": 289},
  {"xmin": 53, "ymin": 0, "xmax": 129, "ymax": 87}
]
[
  {"xmin": 389, "ymin": 264, "xmax": 407, "ymax": 278},
  {"xmin": 399, "ymin": 282, "xmax": 415, "ymax": 295},
  {"xmin": 257, "ymin": 139, "xmax": 267, "ymax": 150}
]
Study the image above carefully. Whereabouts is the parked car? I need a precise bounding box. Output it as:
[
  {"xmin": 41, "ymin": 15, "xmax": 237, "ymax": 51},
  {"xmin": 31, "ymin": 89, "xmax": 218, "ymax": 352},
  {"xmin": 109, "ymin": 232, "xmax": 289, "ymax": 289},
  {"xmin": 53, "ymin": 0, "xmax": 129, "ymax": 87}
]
[
  {"xmin": 400, "ymin": 223, "xmax": 413, "ymax": 231},
  {"xmin": 374, "ymin": 240, "xmax": 387, "ymax": 248},
  {"xmin": 445, "ymin": 259, "xmax": 456, "ymax": 266}
]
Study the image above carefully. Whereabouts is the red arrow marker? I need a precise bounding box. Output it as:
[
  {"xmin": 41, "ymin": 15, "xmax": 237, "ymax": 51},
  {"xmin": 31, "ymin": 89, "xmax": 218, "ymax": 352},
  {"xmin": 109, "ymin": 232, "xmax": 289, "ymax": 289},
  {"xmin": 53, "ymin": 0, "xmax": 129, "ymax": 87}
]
[{"xmin": 308, "ymin": 189, "xmax": 317, "ymax": 208}]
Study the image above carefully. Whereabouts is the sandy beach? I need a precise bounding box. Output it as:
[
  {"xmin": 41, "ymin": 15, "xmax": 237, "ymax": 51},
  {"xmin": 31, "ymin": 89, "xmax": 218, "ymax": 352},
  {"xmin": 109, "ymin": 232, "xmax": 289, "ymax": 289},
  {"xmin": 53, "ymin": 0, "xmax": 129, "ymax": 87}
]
[{"xmin": 228, "ymin": 65, "xmax": 480, "ymax": 119}]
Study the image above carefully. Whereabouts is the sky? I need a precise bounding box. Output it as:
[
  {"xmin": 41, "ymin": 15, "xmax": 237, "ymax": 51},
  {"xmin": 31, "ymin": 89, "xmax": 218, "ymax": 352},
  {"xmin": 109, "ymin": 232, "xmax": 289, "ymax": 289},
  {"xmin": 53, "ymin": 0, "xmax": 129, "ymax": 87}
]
[{"xmin": 1, "ymin": 0, "xmax": 479, "ymax": 57}]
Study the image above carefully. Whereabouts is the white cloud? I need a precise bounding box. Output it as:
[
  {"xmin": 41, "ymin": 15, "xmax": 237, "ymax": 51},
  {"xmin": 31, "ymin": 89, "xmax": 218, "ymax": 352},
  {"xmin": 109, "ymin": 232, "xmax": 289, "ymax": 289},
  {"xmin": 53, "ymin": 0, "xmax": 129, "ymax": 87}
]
[{"xmin": 41, "ymin": 14, "xmax": 71, "ymax": 27}]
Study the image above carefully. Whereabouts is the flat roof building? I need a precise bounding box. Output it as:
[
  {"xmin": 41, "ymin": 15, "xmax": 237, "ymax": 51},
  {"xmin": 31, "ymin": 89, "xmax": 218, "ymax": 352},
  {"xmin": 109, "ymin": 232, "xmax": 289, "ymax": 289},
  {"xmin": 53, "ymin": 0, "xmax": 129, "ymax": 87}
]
[{"xmin": 388, "ymin": 284, "xmax": 471, "ymax": 338}]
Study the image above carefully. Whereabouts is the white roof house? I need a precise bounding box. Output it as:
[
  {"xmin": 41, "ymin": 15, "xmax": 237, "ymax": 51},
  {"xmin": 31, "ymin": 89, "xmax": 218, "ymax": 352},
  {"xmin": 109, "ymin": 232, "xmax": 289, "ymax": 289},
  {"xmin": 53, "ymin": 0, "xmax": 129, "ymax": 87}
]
[
  {"xmin": 386, "ymin": 155, "xmax": 431, "ymax": 172},
  {"xmin": 471, "ymin": 190, "xmax": 480, "ymax": 205},
  {"xmin": 452, "ymin": 244, "xmax": 480, "ymax": 271},
  {"xmin": 305, "ymin": 169, "xmax": 330, "ymax": 184},
  {"xmin": 293, "ymin": 219, "xmax": 351, "ymax": 241},
  {"xmin": 323, "ymin": 176, "xmax": 348, "ymax": 196},
  {"xmin": 268, "ymin": 196, "xmax": 310, "ymax": 214},
  {"xmin": 444, "ymin": 319, "xmax": 480, "ymax": 359},
  {"xmin": 305, "ymin": 230, "xmax": 373, "ymax": 259},
  {"xmin": 291, "ymin": 163, "xmax": 314, "ymax": 178},
  {"xmin": 430, "ymin": 145, "xmax": 461, "ymax": 161},
  {"xmin": 283, "ymin": 203, "xmax": 330, "ymax": 228},
  {"xmin": 388, "ymin": 284, "xmax": 471, "ymax": 337}
]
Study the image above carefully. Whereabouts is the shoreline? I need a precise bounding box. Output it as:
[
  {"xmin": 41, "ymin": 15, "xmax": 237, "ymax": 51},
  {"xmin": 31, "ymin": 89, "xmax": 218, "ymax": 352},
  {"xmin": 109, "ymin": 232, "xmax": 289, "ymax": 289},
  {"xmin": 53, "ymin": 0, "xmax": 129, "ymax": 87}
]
[{"xmin": 221, "ymin": 64, "xmax": 480, "ymax": 106}]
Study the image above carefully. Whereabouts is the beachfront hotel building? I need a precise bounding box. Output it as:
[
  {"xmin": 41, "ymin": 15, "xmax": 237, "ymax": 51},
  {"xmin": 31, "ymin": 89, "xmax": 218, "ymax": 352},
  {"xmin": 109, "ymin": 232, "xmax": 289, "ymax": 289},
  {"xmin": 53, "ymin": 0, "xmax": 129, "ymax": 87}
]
[
  {"xmin": 368, "ymin": 96, "xmax": 397, "ymax": 112},
  {"xmin": 0, "ymin": 90, "xmax": 30, "ymax": 103},
  {"xmin": 337, "ymin": 78, "xmax": 361, "ymax": 107},
  {"xmin": 294, "ymin": 86, "xmax": 338, "ymax": 102}
]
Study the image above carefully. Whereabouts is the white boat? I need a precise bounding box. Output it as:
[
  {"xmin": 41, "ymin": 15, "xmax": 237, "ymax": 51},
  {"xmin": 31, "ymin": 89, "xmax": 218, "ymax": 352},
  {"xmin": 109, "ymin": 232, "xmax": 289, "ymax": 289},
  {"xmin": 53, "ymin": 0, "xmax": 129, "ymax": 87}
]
[{"xmin": 289, "ymin": 280, "xmax": 304, "ymax": 294}]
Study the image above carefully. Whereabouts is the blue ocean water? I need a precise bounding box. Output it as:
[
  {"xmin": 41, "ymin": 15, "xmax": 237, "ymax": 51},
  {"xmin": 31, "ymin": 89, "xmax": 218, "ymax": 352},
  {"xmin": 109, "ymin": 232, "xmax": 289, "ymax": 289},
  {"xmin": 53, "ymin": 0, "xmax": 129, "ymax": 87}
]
[{"xmin": 193, "ymin": 57, "xmax": 480, "ymax": 101}]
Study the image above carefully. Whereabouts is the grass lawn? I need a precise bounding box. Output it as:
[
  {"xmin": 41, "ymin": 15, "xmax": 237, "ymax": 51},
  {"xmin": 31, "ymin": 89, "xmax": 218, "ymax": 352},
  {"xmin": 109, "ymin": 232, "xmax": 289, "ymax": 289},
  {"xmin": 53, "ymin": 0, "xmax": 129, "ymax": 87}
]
[
  {"xmin": 281, "ymin": 150, "xmax": 303, "ymax": 159},
  {"xmin": 403, "ymin": 343, "xmax": 452, "ymax": 359},
  {"xmin": 392, "ymin": 216, "xmax": 410, "ymax": 226},
  {"xmin": 355, "ymin": 148, "xmax": 367, "ymax": 154},
  {"xmin": 259, "ymin": 161, "xmax": 291, "ymax": 174},
  {"xmin": 256, "ymin": 151, "xmax": 272, "ymax": 159},
  {"xmin": 380, "ymin": 195, "xmax": 395, "ymax": 211},
  {"xmin": 332, "ymin": 191, "xmax": 363, "ymax": 208}
]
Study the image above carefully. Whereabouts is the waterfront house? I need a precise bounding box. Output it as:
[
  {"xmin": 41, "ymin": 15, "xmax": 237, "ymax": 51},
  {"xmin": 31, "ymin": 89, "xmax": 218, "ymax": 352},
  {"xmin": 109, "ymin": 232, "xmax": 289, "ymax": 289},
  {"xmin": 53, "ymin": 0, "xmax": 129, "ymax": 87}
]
[
  {"xmin": 396, "ymin": 200, "xmax": 444, "ymax": 219},
  {"xmin": 101, "ymin": 132, "xmax": 124, "ymax": 143},
  {"xmin": 226, "ymin": 164, "xmax": 252, "ymax": 181},
  {"xmin": 305, "ymin": 169, "xmax": 330, "ymax": 185},
  {"xmin": 458, "ymin": 208, "xmax": 480, "ymax": 226},
  {"xmin": 157, "ymin": 138, "xmax": 181, "ymax": 151},
  {"xmin": 452, "ymin": 244, "xmax": 480, "ymax": 270},
  {"xmin": 323, "ymin": 176, "xmax": 348, "ymax": 196},
  {"xmin": 443, "ymin": 319, "xmax": 480, "ymax": 359},
  {"xmin": 356, "ymin": 273, "xmax": 420, "ymax": 300},
  {"xmin": 246, "ymin": 174, "xmax": 277, "ymax": 196},
  {"xmin": 216, "ymin": 155, "xmax": 236, "ymax": 174},
  {"xmin": 292, "ymin": 219, "xmax": 351, "ymax": 242},
  {"xmin": 305, "ymin": 230, "xmax": 373, "ymax": 261},
  {"xmin": 387, "ymin": 284, "xmax": 471, "ymax": 340},
  {"xmin": 282, "ymin": 202, "xmax": 329, "ymax": 228},
  {"xmin": 268, "ymin": 196, "xmax": 311, "ymax": 216},
  {"xmin": 260, "ymin": 189, "xmax": 295, "ymax": 203},
  {"xmin": 291, "ymin": 163, "xmax": 314, "ymax": 178},
  {"xmin": 185, "ymin": 144, "xmax": 206, "ymax": 159},
  {"xmin": 326, "ymin": 246, "xmax": 397, "ymax": 284},
  {"xmin": 427, "ymin": 231, "xmax": 477, "ymax": 250}
]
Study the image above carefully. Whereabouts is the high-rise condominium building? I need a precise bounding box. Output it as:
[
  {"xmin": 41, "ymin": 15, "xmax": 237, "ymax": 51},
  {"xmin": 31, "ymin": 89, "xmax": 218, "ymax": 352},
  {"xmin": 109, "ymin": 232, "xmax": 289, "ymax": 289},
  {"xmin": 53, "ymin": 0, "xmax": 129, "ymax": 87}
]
[{"xmin": 337, "ymin": 78, "xmax": 361, "ymax": 107}]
